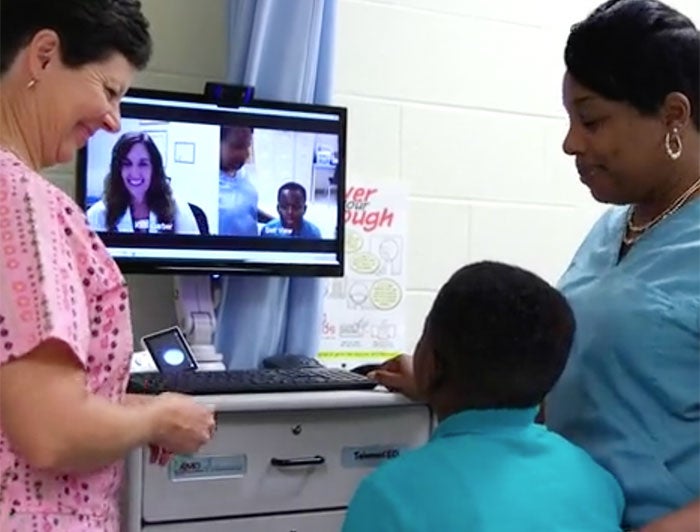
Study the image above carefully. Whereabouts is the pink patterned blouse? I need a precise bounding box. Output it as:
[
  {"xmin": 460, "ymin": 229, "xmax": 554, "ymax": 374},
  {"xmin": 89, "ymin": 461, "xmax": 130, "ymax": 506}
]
[{"xmin": 0, "ymin": 148, "xmax": 134, "ymax": 531}]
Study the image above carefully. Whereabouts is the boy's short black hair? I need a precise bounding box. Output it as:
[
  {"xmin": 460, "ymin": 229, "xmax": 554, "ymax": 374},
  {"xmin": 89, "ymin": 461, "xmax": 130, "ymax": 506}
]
[
  {"xmin": 425, "ymin": 261, "xmax": 575, "ymax": 409},
  {"xmin": 566, "ymin": 0, "xmax": 699, "ymax": 128},
  {"xmin": 278, "ymin": 182, "xmax": 307, "ymax": 203},
  {"xmin": 1, "ymin": 0, "xmax": 152, "ymax": 75}
]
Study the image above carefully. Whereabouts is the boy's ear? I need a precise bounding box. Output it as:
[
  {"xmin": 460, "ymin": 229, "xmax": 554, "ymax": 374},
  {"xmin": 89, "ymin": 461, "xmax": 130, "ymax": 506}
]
[
  {"xmin": 415, "ymin": 326, "xmax": 444, "ymax": 395},
  {"xmin": 417, "ymin": 338, "xmax": 445, "ymax": 397},
  {"xmin": 428, "ymin": 348, "xmax": 446, "ymax": 393}
]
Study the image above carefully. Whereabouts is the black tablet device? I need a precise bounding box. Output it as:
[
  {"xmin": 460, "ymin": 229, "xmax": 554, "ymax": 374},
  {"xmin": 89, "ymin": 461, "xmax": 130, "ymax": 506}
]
[{"xmin": 141, "ymin": 326, "xmax": 198, "ymax": 374}]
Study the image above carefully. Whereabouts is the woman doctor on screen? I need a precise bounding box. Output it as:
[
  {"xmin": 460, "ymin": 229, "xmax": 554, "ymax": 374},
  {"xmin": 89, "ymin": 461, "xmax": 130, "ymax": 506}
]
[
  {"xmin": 369, "ymin": 1, "xmax": 700, "ymax": 531},
  {"xmin": 87, "ymin": 131, "xmax": 200, "ymax": 234}
]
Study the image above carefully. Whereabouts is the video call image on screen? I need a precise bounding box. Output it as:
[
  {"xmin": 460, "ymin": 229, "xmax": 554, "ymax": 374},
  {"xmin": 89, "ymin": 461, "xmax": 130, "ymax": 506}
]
[{"xmin": 82, "ymin": 118, "xmax": 339, "ymax": 241}]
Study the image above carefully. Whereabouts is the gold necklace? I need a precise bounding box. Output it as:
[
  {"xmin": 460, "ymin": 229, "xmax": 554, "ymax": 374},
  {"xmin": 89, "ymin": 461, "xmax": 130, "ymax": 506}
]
[{"xmin": 623, "ymin": 176, "xmax": 700, "ymax": 245}]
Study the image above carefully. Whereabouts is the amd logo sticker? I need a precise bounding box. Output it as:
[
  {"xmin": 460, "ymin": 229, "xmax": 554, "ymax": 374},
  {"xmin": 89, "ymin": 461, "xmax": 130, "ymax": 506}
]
[
  {"xmin": 168, "ymin": 454, "xmax": 247, "ymax": 481},
  {"xmin": 341, "ymin": 445, "xmax": 404, "ymax": 468}
]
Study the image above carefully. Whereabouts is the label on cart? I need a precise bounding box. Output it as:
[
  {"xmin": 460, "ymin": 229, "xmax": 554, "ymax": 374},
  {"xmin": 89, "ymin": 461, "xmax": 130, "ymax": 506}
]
[
  {"xmin": 168, "ymin": 454, "xmax": 247, "ymax": 481},
  {"xmin": 341, "ymin": 444, "xmax": 405, "ymax": 468}
]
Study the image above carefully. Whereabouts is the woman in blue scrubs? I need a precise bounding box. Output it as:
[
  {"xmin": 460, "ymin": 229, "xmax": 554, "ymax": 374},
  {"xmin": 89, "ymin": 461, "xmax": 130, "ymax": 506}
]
[
  {"xmin": 545, "ymin": 1, "xmax": 699, "ymax": 530},
  {"xmin": 371, "ymin": 2, "xmax": 699, "ymax": 530}
]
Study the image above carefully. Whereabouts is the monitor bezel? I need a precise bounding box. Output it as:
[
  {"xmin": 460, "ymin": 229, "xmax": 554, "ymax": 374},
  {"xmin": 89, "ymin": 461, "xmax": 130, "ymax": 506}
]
[{"xmin": 75, "ymin": 88, "xmax": 346, "ymax": 277}]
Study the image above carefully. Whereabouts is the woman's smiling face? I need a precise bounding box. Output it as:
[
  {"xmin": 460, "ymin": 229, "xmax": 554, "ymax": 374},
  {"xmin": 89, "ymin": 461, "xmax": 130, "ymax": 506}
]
[{"xmin": 120, "ymin": 142, "xmax": 152, "ymax": 202}]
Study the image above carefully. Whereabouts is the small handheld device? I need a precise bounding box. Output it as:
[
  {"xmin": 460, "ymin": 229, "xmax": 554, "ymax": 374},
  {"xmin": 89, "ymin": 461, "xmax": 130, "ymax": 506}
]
[{"xmin": 141, "ymin": 326, "xmax": 199, "ymax": 374}]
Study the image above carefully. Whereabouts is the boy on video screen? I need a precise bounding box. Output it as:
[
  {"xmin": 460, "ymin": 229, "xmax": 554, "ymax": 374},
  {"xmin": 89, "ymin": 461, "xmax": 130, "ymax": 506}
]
[{"xmin": 261, "ymin": 182, "xmax": 321, "ymax": 239}]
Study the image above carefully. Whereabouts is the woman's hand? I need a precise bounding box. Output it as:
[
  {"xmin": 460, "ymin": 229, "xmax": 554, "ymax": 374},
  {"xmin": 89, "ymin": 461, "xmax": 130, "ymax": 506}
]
[
  {"xmin": 637, "ymin": 499, "xmax": 700, "ymax": 532},
  {"xmin": 368, "ymin": 354, "xmax": 422, "ymax": 401},
  {"xmin": 145, "ymin": 392, "xmax": 216, "ymax": 455},
  {"xmin": 122, "ymin": 393, "xmax": 154, "ymax": 407},
  {"xmin": 125, "ymin": 394, "xmax": 170, "ymax": 467},
  {"xmin": 125, "ymin": 393, "xmax": 209, "ymax": 467},
  {"xmin": 148, "ymin": 444, "xmax": 174, "ymax": 466}
]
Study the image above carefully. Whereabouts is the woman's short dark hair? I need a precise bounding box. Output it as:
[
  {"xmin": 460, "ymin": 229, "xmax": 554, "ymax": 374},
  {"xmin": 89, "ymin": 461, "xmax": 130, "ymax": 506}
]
[
  {"xmin": 425, "ymin": 261, "xmax": 575, "ymax": 409},
  {"xmin": 565, "ymin": 0, "xmax": 699, "ymax": 129},
  {"xmin": 104, "ymin": 132, "xmax": 175, "ymax": 232},
  {"xmin": 0, "ymin": 0, "xmax": 151, "ymax": 75}
]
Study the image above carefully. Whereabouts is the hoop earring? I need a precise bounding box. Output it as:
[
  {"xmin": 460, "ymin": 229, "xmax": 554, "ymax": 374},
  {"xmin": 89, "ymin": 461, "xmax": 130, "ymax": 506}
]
[
  {"xmin": 26, "ymin": 79, "xmax": 37, "ymax": 89},
  {"xmin": 665, "ymin": 127, "xmax": 682, "ymax": 160}
]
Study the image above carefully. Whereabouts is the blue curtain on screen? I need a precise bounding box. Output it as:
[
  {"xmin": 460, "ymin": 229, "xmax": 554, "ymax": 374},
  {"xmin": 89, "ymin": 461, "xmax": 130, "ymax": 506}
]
[{"xmin": 215, "ymin": 0, "xmax": 338, "ymax": 368}]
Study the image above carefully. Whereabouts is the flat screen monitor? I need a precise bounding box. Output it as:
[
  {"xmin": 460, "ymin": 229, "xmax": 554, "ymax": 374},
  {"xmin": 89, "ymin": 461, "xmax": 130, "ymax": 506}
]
[{"xmin": 75, "ymin": 88, "xmax": 346, "ymax": 276}]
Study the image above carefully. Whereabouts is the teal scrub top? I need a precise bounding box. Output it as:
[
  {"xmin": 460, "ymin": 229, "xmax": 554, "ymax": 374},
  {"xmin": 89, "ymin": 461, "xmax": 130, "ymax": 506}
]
[
  {"xmin": 343, "ymin": 408, "xmax": 624, "ymax": 532},
  {"xmin": 548, "ymin": 199, "xmax": 700, "ymax": 528}
]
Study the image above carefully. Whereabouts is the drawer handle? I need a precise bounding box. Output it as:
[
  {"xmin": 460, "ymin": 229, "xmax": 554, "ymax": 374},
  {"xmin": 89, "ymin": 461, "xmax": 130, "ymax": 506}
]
[{"xmin": 270, "ymin": 455, "xmax": 326, "ymax": 467}]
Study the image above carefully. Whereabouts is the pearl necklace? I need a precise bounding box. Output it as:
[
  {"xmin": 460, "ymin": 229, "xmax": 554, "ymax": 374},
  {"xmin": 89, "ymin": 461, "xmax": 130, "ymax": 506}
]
[{"xmin": 623, "ymin": 176, "xmax": 700, "ymax": 245}]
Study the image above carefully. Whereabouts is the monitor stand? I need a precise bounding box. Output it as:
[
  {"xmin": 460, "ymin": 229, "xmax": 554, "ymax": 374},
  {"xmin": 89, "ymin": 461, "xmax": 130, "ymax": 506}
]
[{"xmin": 174, "ymin": 275, "xmax": 226, "ymax": 371}]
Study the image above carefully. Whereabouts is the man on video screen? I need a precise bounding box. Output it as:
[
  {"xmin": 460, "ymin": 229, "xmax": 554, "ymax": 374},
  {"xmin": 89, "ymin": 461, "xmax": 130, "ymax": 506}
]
[{"xmin": 218, "ymin": 126, "xmax": 272, "ymax": 236}]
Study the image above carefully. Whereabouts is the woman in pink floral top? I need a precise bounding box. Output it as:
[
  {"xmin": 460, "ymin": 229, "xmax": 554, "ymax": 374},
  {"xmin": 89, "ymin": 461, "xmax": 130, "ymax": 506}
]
[{"xmin": 0, "ymin": 1, "xmax": 216, "ymax": 530}]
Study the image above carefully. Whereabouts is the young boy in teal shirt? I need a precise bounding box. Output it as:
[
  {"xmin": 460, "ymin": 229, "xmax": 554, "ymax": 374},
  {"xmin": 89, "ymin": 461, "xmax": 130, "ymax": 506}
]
[{"xmin": 343, "ymin": 261, "xmax": 624, "ymax": 532}]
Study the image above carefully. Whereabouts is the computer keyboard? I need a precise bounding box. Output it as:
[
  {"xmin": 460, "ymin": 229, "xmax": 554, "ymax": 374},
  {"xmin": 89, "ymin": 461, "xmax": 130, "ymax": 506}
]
[{"xmin": 127, "ymin": 367, "xmax": 377, "ymax": 395}]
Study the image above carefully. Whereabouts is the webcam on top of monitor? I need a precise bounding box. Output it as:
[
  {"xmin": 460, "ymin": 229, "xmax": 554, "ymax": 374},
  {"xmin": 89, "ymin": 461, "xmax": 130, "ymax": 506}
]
[{"xmin": 204, "ymin": 82, "xmax": 255, "ymax": 108}]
